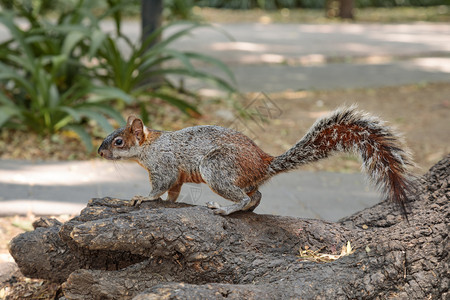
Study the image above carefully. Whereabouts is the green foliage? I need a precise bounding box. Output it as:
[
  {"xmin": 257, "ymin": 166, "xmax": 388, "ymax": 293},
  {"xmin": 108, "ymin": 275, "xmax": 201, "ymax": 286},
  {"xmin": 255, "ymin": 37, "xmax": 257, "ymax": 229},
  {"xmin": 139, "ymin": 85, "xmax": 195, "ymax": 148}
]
[
  {"xmin": 0, "ymin": 0, "xmax": 58, "ymax": 12},
  {"xmin": 2, "ymin": 0, "xmax": 448, "ymax": 16},
  {"xmin": 0, "ymin": 0, "xmax": 237, "ymax": 151},
  {"xmin": 0, "ymin": 4, "xmax": 132, "ymax": 151},
  {"xmin": 164, "ymin": 0, "xmax": 197, "ymax": 20},
  {"xmin": 94, "ymin": 21, "xmax": 236, "ymax": 124},
  {"xmin": 195, "ymin": 0, "xmax": 449, "ymax": 9}
]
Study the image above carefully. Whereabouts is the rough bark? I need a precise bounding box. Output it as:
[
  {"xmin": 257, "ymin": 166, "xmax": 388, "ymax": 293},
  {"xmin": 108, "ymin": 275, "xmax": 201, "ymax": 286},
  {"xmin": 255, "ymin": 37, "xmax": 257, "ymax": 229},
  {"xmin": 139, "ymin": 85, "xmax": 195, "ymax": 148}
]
[{"xmin": 9, "ymin": 155, "xmax": 449, "ymax": 299}]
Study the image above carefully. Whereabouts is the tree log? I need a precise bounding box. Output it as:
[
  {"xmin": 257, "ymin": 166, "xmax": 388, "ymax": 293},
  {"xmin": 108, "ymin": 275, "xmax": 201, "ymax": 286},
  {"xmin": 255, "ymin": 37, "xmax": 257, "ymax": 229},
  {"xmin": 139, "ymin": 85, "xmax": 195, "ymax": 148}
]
[{"xmin": 9, "ymin": 155, "xmax": 449, "ymax": 299}]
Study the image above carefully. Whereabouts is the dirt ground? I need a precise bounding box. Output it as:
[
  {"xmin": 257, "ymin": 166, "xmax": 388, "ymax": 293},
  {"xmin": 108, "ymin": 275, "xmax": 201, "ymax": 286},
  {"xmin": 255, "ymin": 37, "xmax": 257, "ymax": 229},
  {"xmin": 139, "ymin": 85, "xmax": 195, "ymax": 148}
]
[
  {"xmin": 231, "ymin": 82, "xmax": 450, "ymax": 174},
  {"xmin": 0, "ymin": 82, "xmax": 449, "ymax": 298}
]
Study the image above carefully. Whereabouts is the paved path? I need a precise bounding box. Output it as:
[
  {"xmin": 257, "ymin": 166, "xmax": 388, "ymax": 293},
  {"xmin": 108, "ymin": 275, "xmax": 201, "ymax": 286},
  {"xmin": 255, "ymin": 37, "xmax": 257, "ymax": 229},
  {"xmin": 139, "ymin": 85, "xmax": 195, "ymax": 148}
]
[
  {"xmin": 2, "ymin": 21, "xmax": 449, "ymax": 92},
  {"xmin": 98, "ymin": 22, "xmax": 450, "ymax": 92},
  {"xmin": 0, "ymin": 160, "xmax": 378, "ymax": 221},
  {"xmin": 162, "ymin": 23, "xmax": 450, "ymax": 92},
  {"xmin": 1, "ymin": 22, "xmax": 449, "ymax": 220}
]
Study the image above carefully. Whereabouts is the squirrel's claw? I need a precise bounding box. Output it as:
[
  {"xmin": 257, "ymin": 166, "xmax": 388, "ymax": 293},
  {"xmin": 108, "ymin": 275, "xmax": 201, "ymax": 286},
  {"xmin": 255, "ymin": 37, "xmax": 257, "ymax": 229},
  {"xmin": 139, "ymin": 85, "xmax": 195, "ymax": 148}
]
[
  {"xmin": 206, "ymin": 201, "xmax": 233, "ymax": 215},
  {"xmin": 206, "ymin": 201, "xmax": 226, "ymax": 215},
  {"xmin": 213, "ymin": 209, "xmax": 229, "ymax": 215},
  {"xmin": 206, "ymin": 201, "xmax": 221, "ymax": 209}
]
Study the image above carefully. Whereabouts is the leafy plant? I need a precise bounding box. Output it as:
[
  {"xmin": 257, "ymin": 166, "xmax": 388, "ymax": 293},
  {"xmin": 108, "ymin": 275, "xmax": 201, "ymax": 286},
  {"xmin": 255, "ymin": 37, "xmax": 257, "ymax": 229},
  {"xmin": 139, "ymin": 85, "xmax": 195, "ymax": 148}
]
[
  {"xmin": 164, "ymin": 0, "xmax": 197, "ymax": 20},
  {"xmin": 0, "ymin": 5, "xmax": 132, "ymax": 151},
  {"xmin": 94, "ymin": 21, "xmax": 236, "ymax": 123},
  {"xmin": 0, "ymin": 0, "xmax": 238, "ymax": 151}
]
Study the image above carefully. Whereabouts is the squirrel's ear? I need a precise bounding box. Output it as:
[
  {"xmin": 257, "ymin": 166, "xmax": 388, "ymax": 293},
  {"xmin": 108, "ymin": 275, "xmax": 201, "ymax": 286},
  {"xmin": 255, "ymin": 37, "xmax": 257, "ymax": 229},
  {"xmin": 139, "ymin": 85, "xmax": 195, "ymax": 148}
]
[
  {"xmin": 126, "ymin": 115, "xmax": 137, "ymax": 127},
  {"xmin": 130, "ymin": 118, "xmax": 146, "ymax": 144}
]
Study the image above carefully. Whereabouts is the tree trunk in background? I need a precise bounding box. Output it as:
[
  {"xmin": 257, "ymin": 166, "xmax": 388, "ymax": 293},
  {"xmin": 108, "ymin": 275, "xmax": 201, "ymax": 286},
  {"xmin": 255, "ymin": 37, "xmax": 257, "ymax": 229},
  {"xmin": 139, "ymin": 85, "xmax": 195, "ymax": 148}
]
[
  {"xmin": 141, "ymin": 0, "xmax": 164, "ymax": 88},
  {"xmin": 339, "ymin": 0, "xmax": 355, "ymax": 19},
  {"xmin": 141, "ymin": 0, "xmax": 163, "ymax": 47},
  {"xmin": 8, "ymin": 155, "xmax": 450, "ymax": 299}
]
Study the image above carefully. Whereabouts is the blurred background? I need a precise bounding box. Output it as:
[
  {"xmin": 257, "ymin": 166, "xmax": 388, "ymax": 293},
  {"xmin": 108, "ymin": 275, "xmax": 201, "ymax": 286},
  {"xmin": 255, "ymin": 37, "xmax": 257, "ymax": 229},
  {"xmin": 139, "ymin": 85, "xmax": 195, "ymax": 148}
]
[{"xmin": 0, "ymin": 1, "xmax": 449, "ymax": 295}]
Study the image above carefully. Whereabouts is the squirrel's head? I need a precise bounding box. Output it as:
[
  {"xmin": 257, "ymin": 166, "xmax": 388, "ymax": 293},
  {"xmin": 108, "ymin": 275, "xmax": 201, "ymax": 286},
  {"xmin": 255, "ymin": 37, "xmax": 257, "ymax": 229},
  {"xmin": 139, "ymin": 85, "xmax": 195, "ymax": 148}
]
[{"xmin": 98, "ymin": 116, "xmax": 149, "ymax": 160}]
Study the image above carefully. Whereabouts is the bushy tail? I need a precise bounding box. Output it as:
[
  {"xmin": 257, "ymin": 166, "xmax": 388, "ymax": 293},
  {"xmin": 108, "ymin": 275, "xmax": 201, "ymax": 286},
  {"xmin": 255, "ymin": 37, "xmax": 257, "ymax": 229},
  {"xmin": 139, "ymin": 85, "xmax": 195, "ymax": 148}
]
[{"xmin": 269, "ymin": 106, "xmax": 415, "ymax": 218}]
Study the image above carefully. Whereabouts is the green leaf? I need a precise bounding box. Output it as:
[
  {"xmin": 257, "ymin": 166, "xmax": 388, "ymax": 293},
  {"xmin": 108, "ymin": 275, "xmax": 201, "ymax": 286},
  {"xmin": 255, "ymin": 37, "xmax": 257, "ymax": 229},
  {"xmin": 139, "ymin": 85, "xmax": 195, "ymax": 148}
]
[
  {"xmin": 53, "ymin": 115, "xmax": 74, "ymax": 131},
  {"xmin": 77, "ymin": 109, "xmax": 114, "ymax": 133},
  {"xmin": 58, "ymin": 81, "xmax": 92, "ymax": 106},
  {"xmin": 139, "ymin": 101, "xmax": 150, "ymax": 125},
  {"xmin": 148, "ymin": 91, "xmax": 200, "ymax": 116},
  {"xmin": 53, "ymin": 105, "xmax": 87, "ymax": 131},
  {"xmin": 48, "ymin": 82, "xmax": 60, "ymax": 108},
  {"xmin": 150, "ymin": 23, "xmax": 201, "ymax": 52},
  {"xmin": 88, "ymin": 86, "xmax": 134, "ymax": 104},
  {"xmin": 99, "ymin": 0, "xmax": 133, "ymax": 36},
  {"xmin": 148, "ymin": 68, "xmax": 236, "ymax": 93},
  {"xmin": 89, "ymin": 29, "xmax": 107, "ymax": 59},
  {"xmin": 50, "ymin": 54, "xmax": 68, "ymax": 78},
  {"xmin": 150, "ymin": 22, "xmax": 233, "ymax": 54},
  {"xmin": 164, "ymin": 49, "xmax": 195, "ymax": 74},
  {"xmin": 185, "ymin": 51, "xmax": 236, "ymax": 84},
  {"xmin": 138, "ymin": 54, "xmax": 174, "ymax": 74},
  {"xmin": 62, "ymin": 30, "xmax": 86, "ymax": 56},
  {"xmin": 0, "ymin": 91, "xmax": 15, "ymax": 106},
  {"xmin": 88, "ymin": 104, "xmax": 126, "ymax": 127},
  {"xmin": 6, "ymin": 54, "xmax": 35, "ymax": 73},
  {"xmin": 0, "ymin": 63, "xmax": 35, "ymax": 95},
  {"xmin": 64, "ymin": 124, "xmax": 93, "ymax": 152},
  {"xmin": 0, "ymin": 12, "xmax": 33, "ymax": 60},
  {"xmin": 58, "ymin": 107, "xmax": 82, "ymax": 122},
  {"xmin": 0, "ymin": 106, "xmax": 19, "ymax": 127}
]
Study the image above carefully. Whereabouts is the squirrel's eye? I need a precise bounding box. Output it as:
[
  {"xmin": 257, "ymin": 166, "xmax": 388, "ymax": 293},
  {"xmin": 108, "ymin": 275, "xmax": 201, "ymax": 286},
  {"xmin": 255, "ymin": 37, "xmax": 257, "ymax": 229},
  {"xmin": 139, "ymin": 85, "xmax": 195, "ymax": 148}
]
[{"xmin": 114, "ymin": 138, "xmax": 123, "ymax": 147}]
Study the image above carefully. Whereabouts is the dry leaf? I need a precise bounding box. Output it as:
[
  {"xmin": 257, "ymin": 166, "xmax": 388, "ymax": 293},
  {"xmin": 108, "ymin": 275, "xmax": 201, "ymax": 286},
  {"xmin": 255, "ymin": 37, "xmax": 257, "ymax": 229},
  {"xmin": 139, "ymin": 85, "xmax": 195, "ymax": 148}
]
[{"xmin": 298, "ymin": 241, "xmax": 355, "ymax": 263}]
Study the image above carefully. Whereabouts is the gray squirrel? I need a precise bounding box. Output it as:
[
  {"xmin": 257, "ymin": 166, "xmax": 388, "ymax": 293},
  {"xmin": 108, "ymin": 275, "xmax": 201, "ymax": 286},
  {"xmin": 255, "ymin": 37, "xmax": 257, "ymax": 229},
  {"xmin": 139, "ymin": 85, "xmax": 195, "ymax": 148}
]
[{"xmin": 98, "ymin": 106, "xmax": 414, "ymax": 217}]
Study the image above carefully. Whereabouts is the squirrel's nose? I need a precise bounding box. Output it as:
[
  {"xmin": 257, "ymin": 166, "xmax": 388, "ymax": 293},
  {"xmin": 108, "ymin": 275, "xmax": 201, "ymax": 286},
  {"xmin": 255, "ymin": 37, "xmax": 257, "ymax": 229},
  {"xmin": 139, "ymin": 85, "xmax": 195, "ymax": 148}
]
[{"xmin": 98, "ymin": 149, "xmax": 110, "ymax": 158}]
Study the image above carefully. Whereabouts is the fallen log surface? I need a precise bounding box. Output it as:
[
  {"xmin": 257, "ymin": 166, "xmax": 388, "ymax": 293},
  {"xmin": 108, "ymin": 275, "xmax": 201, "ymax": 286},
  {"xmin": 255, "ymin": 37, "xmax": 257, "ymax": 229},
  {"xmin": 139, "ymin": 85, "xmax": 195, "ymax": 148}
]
[{"xmin": 9, "ymin": 155, "xmax": 449, "ymax": 299}]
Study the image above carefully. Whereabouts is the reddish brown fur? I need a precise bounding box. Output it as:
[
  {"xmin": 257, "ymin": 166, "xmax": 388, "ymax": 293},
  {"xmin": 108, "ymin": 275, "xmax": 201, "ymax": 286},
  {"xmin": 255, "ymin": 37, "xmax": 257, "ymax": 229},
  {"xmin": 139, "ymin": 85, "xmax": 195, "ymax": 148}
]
[
  {"xmin": 122, "ymin": 119, "xmax": 162, "ymax": 147},
  {"xmin": 219, "ymin": 132, "xmax": 274, "ymax": 188},
  {"xmin": 121, "ymin": 127, "xmax": 139, "ymax": 149},
  {"xmin": 315, "ymin": 124, "xmax": 361, "ymax": 151},
  {"xmin": 144, "ymin": 130, "xmax": 162, "ymax": 145},
  {"xmin": 234, "ymin": 151, "xmax": 274, "ymax": 188},
  {"xmin": 178, "ymin": 169, "xmax": 206, "ymax": 184},
  {"xmin": 311, "ymin": 123, "xmax": 411, "ymax": 215}
]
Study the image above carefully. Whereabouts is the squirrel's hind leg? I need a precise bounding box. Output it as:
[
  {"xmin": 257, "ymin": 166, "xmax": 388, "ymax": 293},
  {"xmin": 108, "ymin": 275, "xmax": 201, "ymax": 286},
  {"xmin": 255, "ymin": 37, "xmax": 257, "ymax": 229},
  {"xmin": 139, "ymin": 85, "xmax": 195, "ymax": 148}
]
[
  {"xmin": 201, "ymin": 147, "xmax": 259, "ymax": 215},
  {"xmin": 245, "ymin": 190, "xmax": 262, "ymax": 212},
  {"xmin": 206, "ymin": 195, "xmax": 251, "ymax": 215},
  {"xmin": 204, "ymin": 180, "xmax": 252, "ymax": 215},
  {"xmin": 206, "ymin": 188, "xmax": 261, "ymax": 215}
]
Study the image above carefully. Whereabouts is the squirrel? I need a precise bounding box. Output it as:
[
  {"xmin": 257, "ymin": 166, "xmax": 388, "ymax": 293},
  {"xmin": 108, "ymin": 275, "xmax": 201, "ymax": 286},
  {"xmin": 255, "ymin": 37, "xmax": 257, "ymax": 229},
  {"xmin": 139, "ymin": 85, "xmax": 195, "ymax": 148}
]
[{"xmin": 98, "ymin": 106, "xmax": 414, "ymax": 217}]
